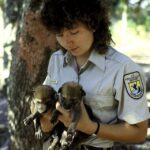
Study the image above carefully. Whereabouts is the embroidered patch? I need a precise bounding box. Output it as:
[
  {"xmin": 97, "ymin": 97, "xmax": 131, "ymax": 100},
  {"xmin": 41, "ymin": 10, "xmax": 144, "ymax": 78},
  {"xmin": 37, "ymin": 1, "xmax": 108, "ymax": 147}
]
[{"xmin": 124, "ymin": 71, "xmax": 144, "ymax": 99}]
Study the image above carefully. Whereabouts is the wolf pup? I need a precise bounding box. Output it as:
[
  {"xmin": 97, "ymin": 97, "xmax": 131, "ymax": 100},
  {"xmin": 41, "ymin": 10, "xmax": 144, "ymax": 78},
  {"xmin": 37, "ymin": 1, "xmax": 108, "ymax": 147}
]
[
  {"xmin": 50, "ymin": 81, "xmax": 86, "ymax": 149},
  {"xmin": 23, "ymin": 85, "xmax": 58, "ymax": 139}
]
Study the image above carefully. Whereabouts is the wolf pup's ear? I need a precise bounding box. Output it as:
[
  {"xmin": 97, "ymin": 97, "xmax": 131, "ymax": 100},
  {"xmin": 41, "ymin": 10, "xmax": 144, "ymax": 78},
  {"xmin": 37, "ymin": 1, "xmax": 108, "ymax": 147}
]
[
  {"xmin": 81, "ymin": 88, "xmax": 86, "ymax": 96},
  {"xmin": 58, "ymin": 87, "xmax": 62, "ymax": 93},
  {"xmin": 26, "ymin": 88, "xmax": 35, "ymax": 102},
  {"xmin": 54, "ymin": 93, "xmax": 59, "ymax": 100}
]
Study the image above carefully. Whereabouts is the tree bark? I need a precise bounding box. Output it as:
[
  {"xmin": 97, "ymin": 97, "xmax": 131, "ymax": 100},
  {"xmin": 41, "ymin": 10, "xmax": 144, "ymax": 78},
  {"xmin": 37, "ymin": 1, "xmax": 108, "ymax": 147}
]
[{"xmin": 8, "ymin": 0, "xmax": 56, "ymax": 149}]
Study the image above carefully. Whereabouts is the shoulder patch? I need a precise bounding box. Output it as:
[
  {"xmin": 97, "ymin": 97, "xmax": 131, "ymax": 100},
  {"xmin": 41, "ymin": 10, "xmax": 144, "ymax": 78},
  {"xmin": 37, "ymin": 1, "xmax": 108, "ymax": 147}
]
[{"xmin": 124, "ymin": 71, "xmax": 144, "ymax": 99}]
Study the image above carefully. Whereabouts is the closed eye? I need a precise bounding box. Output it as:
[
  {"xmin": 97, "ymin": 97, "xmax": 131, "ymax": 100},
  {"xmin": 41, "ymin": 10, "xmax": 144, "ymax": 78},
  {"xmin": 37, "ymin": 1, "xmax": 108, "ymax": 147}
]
[{"xmin": 70, "ymin": 31, "xmax": 79, "ymax": 35}]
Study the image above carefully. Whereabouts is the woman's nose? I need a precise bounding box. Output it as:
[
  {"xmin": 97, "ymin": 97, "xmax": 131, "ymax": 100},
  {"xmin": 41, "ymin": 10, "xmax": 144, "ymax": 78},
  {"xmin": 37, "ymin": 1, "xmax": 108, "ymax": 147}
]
[{"xmin": 65, "ymin": 33, "xmax": 73, "ymax": 45}]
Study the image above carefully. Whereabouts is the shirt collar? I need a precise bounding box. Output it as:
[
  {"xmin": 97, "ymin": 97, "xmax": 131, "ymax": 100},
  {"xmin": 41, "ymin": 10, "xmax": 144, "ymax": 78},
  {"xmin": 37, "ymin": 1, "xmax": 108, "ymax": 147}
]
[
  {"xmin": 63, "ymin": 49, "xmax": 106, "ymax": 71},
  {"xmin": 89, "ymin": 49, "xmax": 106, "ymax": 71},
  {"xmin": 63, "ymin": 51, "xmax": 74, "ymax": 67}
]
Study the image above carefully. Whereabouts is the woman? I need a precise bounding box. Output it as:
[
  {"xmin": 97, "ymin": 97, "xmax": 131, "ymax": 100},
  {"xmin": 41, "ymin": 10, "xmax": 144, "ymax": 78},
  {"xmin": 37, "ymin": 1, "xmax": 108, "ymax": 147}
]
[{"xmin": 40, "ymin": 0, "xmax": 150, "ymax": 149}]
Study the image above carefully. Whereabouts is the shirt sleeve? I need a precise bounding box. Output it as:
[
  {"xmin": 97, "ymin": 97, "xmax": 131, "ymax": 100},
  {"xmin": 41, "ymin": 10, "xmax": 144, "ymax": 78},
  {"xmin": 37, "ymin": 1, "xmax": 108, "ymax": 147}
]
[
  {"xmin": 43, "ymin": 51, "xmax": 62, "ymax": 91},
  {"xmin": 43, "ymin": 75, "xmax": 51, "ymax": 85},
  {"xmin": 43, "ymin": 54, "xmax": 54, "ymax": 85},
  {"xmin": 114, "ymin": 61, "xmax": 150, "ymax": 124}
]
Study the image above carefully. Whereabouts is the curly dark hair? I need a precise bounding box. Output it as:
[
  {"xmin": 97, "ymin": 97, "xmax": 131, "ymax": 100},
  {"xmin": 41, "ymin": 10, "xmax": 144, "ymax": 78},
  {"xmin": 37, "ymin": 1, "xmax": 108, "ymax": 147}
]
[{"xmin": 41, "ymin": 0, "xmax": 112, "ymax": 54}]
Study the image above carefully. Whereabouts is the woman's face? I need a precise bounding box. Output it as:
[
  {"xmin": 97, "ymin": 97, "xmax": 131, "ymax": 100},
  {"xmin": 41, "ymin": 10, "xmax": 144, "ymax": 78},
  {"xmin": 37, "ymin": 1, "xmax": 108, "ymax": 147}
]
[{"xmin": 56, "ymin": 22, "xmax": 94, "ymax": 57}]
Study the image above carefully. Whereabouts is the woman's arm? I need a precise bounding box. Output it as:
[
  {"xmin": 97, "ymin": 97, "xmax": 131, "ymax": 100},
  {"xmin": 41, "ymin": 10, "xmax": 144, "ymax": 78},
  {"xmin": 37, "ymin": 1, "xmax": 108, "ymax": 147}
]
[
  {"xmin": 56, "ymin": 101, "xmax": 148, "ymax": 143},
  {"xmin": 96, "ymin": 120, "xmax": 148, "ymax": 143}
]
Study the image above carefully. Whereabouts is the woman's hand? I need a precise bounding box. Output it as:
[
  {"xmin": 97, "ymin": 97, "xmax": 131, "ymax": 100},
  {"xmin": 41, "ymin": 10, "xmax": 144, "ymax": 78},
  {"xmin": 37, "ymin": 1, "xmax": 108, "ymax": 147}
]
[
  {"xmin": 55, "ymin": 101, "xmax": 97, "ymax": 135},
  {"xmin": 30, "ymin": 100, "xmax": 54, "ymax": 133},
  {"xmin": 40, "ymin": 110, "xmax": 54, "ymax": 132},
  {"xmin": 55, "ymin": 102, "xmax": 72, "ymax": 127}
]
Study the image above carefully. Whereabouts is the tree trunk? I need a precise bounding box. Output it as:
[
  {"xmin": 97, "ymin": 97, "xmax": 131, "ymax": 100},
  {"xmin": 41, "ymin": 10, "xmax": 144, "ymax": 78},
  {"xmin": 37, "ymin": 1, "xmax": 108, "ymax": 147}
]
[{"xmin": 8, "ymin": 0, "xmax": 56, "ymax": 149}]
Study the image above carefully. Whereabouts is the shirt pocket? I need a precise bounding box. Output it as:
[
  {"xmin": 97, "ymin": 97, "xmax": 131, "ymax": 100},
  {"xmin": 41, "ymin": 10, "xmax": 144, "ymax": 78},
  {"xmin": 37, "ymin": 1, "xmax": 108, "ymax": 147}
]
[
  {"xmin": 86, "ymin": 94, "xmax": 114, "ymax": 110},
  {"xmin": 85, "ymin": 94, "xmax": 117, "ymax": 123}
]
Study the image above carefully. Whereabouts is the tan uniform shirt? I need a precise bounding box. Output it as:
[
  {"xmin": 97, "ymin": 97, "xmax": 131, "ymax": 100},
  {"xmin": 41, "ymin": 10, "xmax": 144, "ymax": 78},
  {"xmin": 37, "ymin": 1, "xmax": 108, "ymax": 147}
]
[{"xmin": 43, "ymin": 47, "xmax": 150, "ymax": 148}]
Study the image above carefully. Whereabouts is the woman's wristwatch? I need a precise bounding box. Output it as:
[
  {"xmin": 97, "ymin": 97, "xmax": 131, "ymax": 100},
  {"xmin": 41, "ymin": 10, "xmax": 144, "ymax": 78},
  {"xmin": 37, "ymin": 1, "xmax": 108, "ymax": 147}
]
[{"xmin": 94, "ymin": 121, "xmax": 100, "ymax": 135}]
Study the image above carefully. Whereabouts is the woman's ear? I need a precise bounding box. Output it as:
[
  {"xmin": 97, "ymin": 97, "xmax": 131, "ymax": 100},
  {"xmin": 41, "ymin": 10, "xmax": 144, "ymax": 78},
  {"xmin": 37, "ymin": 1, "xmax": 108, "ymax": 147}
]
[{"xmin": 88, "ymin": 25, "xmax": 96, "ymax": 33}]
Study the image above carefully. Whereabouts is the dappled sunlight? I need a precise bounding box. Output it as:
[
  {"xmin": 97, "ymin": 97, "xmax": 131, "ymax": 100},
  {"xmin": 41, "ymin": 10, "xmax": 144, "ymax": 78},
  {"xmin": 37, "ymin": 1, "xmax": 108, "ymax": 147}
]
[
  {"xmin": 111, "ymin": 20, "xmax": 150, "ymax": 64},
  {"xmin": 8, "ymin": 110, "xmax": 16, "ymax": 131}
]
